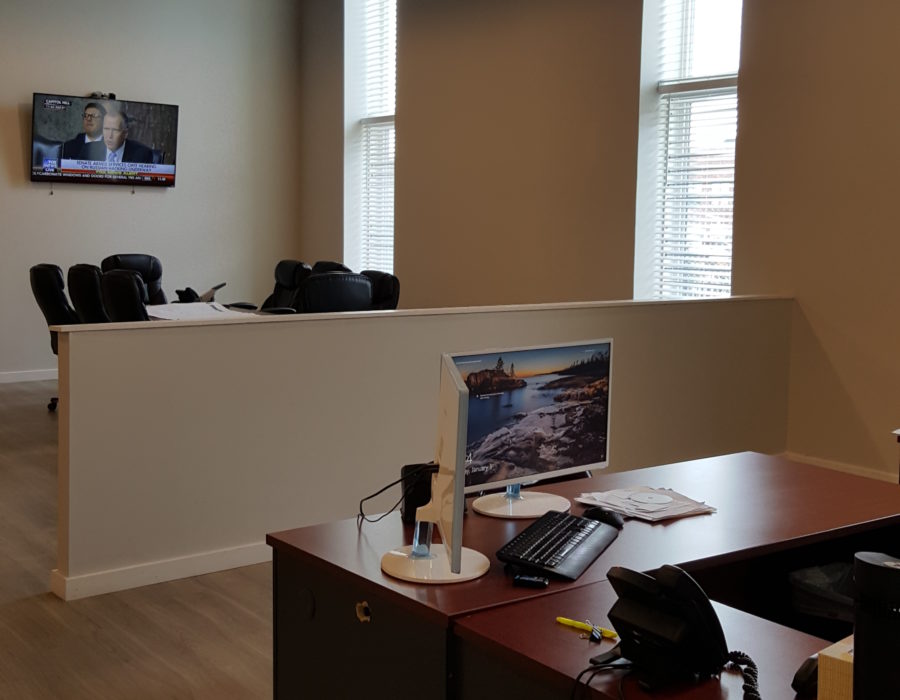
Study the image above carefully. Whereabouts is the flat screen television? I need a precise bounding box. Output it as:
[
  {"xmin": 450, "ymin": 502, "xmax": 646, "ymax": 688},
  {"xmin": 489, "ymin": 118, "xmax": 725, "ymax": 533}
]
[{"xmin": 30, "ymin": 92, "xmax": 178, "ymax": 187}]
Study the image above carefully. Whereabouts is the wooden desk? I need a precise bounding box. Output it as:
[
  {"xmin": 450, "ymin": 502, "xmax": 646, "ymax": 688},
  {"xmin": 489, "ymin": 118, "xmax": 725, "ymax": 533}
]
[
  {"xmin": 454, "ymin": 580, "xmax": 827, "ymax": 699},
  {"xmin": 266, "ymin": 453, "xmax": 900, "ymax": 699}
]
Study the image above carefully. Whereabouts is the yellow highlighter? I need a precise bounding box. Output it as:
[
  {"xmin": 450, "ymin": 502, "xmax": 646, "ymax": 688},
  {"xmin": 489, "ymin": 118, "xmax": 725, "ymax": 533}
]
[{"xmin": 555, "ymin": 616, "xmax": 618, "ymax": 640}]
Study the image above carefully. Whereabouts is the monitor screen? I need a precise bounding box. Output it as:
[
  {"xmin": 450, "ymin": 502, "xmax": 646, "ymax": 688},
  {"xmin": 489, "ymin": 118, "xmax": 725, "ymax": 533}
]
[
  {"xmin": 30, "ymin": 93, "xmax": 178, "ymax": 187},
  {"xmin": 452, "ymin": 340, "xmax": 612, "ymax": 494}
]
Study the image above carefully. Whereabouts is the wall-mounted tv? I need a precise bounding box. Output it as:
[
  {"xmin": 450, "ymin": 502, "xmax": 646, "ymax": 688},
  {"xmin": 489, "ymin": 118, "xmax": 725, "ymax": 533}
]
[{"xmin": 31, "ymin": 93, "xmax": 178, "ymax": 188}]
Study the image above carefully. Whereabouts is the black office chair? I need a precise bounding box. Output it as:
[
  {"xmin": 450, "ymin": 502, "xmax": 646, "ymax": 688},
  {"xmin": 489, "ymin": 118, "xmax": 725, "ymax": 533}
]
[
  {"xmin": 293, "ymin": 260, "xmax": 399, "ymax": 312},
  {"xmin": 29, "ymin": 263, "xmax": 79, "ymax": 411},
  {"xmin": 100, "ymin": 254, "xmax": 167, "ymax": 304},
  {"xmin": 67, "ymin": 264, "xmax": 110, "ymax": 323},
  {"xmin": 101, "ymin": 270, "xmax": 150, "ymax": 322},
  {"xmin": 361, "ymin": 270, "xmax": 400, "ymax": 310},
  {"xmin": 257, "ymin": 259, "xmax": 313, "ymax": 313},
  {"xmin": 295, "ymin": 271, "xmax": 375, "ymax": 313}
]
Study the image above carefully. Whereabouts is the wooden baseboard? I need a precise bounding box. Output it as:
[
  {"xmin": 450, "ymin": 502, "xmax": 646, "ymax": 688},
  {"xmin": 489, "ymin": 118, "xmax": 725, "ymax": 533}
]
[
  {"xmin": 0, "ymin": 369, "xmax": 57, "ymax": 383},
  {"xmin": 50, "ymin": 541, "xmax": 272, "ymax": 600}
]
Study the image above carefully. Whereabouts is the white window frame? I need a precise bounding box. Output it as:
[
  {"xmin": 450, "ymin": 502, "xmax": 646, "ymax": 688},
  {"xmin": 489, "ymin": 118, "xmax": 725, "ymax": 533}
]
[
  {"xmin": 634, "ymin": 0, "xmax": 741, "ymax": 300},
  {"xmin": 344, "ymin": 0, "xmax": 397, "ymax": 274}
]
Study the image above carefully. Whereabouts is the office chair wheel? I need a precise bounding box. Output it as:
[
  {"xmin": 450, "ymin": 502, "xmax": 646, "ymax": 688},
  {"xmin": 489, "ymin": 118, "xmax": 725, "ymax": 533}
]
[{"xmin": 48, "ymin": 397, "xmax": 58, "ymax": 412}]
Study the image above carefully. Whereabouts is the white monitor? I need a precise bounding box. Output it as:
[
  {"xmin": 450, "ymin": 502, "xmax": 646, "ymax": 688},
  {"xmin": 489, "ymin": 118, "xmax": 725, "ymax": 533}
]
[
  {"xmin": 380, "ymin": 354, "xmax": 489, "ymax": 584},
  {"xmin": 452, "ymin": 339, "xmax": 612, "ymax": 519}
]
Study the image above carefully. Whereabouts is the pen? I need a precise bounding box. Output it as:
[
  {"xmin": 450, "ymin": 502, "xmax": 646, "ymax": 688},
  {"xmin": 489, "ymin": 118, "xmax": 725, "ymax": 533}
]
[{"xmin": 555, "ymin": 616, "xmax": 618, "ymax": 639}]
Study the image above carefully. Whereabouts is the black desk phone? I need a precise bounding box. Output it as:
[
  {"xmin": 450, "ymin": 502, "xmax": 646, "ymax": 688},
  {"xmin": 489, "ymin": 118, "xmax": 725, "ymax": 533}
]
[{"xmin": 597, "ymin": 565, "xmax": 761, "ymax": 698}]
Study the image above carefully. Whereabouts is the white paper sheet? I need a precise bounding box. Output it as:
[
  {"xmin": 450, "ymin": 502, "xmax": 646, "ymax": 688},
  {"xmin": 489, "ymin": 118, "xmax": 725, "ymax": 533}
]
[{"xmin": 147, "ymin": 302, "xmax": 250, "ymax": 321}]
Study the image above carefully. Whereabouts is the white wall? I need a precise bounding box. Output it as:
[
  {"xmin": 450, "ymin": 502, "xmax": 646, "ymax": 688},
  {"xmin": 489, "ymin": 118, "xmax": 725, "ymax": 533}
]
[
  {"xmin": 55, "ymin": 297, "xmax": 790, "ymax": 598},
  {"xmin": 0, "ymin": 0, "xmax": 306, "ymax": 380}
]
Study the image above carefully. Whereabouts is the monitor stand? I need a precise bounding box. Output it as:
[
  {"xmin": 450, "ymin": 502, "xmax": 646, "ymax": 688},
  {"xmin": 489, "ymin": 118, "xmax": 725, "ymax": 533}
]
[
  {"xmin": 471, "ymin": 483, "xmax": 571, "ymax": 519},
  {"xmin": 381, "ymin": 521, "xmax": 490, "ymax": 584}
]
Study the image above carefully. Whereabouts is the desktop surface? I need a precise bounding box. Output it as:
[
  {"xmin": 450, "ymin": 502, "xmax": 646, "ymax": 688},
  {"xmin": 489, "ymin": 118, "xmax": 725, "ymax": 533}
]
[
  {"xmin": 267, "ymin": 451, "xmax": 900, "ymax": 699},
  {"xmin": 267, "ymin": 451, "xmax": 900, "ymax": 618},
  {"xmin": 454, "ymin": 579, "xmax": 828, "ymax": 700}
]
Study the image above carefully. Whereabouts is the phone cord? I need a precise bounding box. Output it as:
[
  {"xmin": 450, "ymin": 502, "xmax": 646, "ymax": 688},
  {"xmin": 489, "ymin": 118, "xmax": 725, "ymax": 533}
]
[{"xmin": 727, "ymin": 650, "xmax": 761, "ymax": 700}]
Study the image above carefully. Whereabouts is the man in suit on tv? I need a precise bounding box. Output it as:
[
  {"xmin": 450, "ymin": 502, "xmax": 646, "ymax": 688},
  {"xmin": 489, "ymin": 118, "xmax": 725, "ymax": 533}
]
[
  {"xmin": 60, "ymin": 102, "xmax": 106, "ymax": 159},
  {"xmin": 84, "ymin": 110, "xmax": 154, "ymax": 164}
]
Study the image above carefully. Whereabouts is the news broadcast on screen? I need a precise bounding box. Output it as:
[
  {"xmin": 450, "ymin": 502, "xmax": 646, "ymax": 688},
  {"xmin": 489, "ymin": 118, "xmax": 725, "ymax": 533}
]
[{"xmin": 31, "ymin": 92, "xmax": 179, "ymax": 187}]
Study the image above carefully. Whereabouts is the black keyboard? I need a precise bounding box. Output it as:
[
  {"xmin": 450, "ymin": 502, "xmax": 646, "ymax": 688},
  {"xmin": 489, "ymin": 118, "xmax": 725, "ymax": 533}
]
[{"xmin": 497, "ymin": 510, "xmax": 619, "ymax": 581}]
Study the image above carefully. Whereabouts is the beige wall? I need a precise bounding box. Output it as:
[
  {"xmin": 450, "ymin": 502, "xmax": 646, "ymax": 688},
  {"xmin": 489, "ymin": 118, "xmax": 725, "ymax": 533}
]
[
  {"xmin": 733, "ymin": 1, "xmax": 900, "ymax": 477},
  {"xmin": 394, "ymin": 0, "xmax": 641, "ymax": 308},
  {"xmin": 56, "ymin": 297, "xmax": 790, "ymax": 597},
  {"xmin": 8, "ymin": 1, "xmax": 897, "ymax": 478},
  {"xmin": 1, "ymin": 0, "xmax": 306, "ymax": 379},
  {"xmin": 297, "ymin": 0, "xmax": 345, "ymax": 263}
]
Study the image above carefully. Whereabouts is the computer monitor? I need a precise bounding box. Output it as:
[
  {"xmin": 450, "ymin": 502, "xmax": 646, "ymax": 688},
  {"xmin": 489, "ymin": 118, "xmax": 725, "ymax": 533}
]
[
  {"xmin": 380, "ymin": 354, "xmax": 490, "ymax": 584},
  {"xmin": 452, "ymin": 339, "xmax": 612, "ymax": 518}
]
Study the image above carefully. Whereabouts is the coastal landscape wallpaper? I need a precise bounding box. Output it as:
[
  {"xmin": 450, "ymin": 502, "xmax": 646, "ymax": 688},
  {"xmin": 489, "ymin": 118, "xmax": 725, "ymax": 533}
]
[{"xmin": 453, "ymin": 342, "xmax": 611, "ymax": 487}]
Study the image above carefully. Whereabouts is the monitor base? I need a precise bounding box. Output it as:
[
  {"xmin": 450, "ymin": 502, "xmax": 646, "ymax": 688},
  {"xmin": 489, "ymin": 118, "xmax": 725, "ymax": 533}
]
[
  {"xmin": 472, "ymin": 491, "xmax": 571, "ymax": 519},
  {"xmin": 381, "ymin": 545, "xmax": 490, "ymax": 584}
]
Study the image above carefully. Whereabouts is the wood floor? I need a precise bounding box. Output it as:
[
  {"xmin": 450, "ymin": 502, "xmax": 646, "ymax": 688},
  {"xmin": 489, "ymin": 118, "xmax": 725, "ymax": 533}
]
[{"xmin": 0, "ymin": 381, "xmax": 272, "ymax": 699}]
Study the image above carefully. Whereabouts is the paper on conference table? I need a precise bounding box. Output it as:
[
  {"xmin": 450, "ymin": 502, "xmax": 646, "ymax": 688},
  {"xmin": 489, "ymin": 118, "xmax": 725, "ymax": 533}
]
[{"xmin": 146, "ymin": 302, "xmax": 249, "ymax": 321}]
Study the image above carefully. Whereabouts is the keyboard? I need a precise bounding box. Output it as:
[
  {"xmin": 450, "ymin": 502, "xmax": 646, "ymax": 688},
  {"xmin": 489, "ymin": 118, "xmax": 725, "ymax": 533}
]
[{"xmin": 497, "ymin": 510, "xmax": 619, "ymax": 581}]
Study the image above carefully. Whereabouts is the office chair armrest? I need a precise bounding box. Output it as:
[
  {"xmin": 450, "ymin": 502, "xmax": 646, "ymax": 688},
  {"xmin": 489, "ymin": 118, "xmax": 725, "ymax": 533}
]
[
  {"xmin": 259, "ymin": 306, "xmax": 297, "ymax": 314},
  {"xmin": 224, "ymin": 302, "xmax": 258, "ymax": 311}
]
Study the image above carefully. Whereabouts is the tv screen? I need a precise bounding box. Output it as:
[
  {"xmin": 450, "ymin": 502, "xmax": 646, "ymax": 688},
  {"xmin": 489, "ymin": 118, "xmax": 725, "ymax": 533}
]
[{"xmin": 30, "ymin": 92, "xmax": 178, "ymax": 187}]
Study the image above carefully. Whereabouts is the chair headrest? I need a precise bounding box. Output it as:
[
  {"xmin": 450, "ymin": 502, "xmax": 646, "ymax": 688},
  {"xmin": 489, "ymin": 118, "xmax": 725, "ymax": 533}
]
[
  {"xmin": 67, "ymin": 264, "xmax": 110, "ymax": 323},
  {"xmin": 100, "ymin": 253, "xmax": 166, "ymax": 304},
  {"xmin": 29, "ymin": 263, "xmax": 79, "ymax": 327},
  {"xmin": 274, "ymin": 260, "xmax": 312, "ymax": 289},
  {"xmin": 312, "ymin": 260, "xmax": 353, "ymax": 274},
  {"xmin": 101, "ymin": 269, "xmax": 150, "ymax": 322},
  {"xmin": 298, "ymin": 272, "xmax": 373, "ymax": 313},
  {"xmin": 361, "ymin": 270, "xmax": 400, "ymax": 310},
  {"xmin": 101, "ymin": 254, "xmax": 162, "ymax": 281}
]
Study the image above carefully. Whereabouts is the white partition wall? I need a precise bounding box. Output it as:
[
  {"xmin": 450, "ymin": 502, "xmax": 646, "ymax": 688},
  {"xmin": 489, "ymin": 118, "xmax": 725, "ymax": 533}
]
[{"xmin": 53, "ymin": 297, "xmax": 791, "ymax": 599}]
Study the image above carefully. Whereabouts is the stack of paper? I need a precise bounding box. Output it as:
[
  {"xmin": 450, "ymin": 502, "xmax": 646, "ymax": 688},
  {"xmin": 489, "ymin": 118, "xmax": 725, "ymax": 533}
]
[
  {"xmin": 575, "ymin": 486, "xmax": 716, "ymax": 522},
  {"xmin": 147, "ymin": 302, "xmax": 250, "ymax": 321}
]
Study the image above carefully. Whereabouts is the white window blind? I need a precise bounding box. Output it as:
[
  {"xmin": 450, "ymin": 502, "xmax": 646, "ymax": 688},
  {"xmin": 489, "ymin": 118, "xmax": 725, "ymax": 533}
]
[
  {"xmin": 651, "ymin": 0, "xmax": 742, "ymax": 299},
  {"xmin": 348, "ymin": 0, "xmax": 396, "ymax": 274}
]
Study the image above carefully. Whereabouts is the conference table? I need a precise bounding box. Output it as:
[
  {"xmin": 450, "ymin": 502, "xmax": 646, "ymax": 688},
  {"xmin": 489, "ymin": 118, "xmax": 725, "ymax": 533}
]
[{"xmin": 266, "ymin": 452, "xmax": 900, "ymax": 699}]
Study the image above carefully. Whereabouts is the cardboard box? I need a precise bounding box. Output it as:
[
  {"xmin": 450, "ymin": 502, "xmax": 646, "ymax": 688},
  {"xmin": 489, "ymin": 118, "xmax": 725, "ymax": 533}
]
[{"xmin": 818, "ymin": 635, "xmax": 853, "ymax": 700}]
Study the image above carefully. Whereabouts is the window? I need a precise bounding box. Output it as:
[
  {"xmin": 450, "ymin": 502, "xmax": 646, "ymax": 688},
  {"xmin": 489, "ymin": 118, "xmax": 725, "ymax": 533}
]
[
  {"xmin": 634, "ymin": 0, "xmax": 743, "ymax": 299},
  {"xmin": 345, "ymin": 0, "xmax": 397, "ymax": 274}
]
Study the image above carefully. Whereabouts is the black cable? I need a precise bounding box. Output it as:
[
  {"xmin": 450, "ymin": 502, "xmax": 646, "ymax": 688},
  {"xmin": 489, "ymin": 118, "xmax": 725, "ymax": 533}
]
[
  {"xmin": 357, "ymin": 463, "xmax": 437, "ymax": 525},
  {"xmin": 727, "ymin": 650, "xmax": 761, "ymax": 700},
  {"xmin": 617, "ymin": 670, "xmax": 629, "ymax": 700},
  {"xmin": 570, "ymin": 662, "xmax": 633, "ymax": 700},
  {"xmin": 571, "ymin": 666, "xmax": 595, "ymax": 698}
]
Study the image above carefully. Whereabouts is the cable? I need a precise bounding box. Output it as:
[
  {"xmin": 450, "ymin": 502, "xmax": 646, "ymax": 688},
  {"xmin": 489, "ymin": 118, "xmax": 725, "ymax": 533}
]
[
  {"xmin": 727, "ymin": 650, "xmax": 761, "ymax": 700},
  {"xmin": 570, "ymin": 662, "xmax": 633, "ymax": 700},
  {"xmin": 617, "ymin": 671, "xmax": 629, "ymax": 700},
  {"xmin": 357, "ymin": 463, "xmax": 437, "ymax": 525}
]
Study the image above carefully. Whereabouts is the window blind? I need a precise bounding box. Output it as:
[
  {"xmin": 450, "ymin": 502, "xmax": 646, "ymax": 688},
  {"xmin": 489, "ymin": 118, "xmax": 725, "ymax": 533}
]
[
  {"xmin": 651, "ymin": 0, "xmax": 741, "ymax": 299},
  {"xmin": 358, "ymin": 0, "xmax": 396, "ymax": 273}
]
